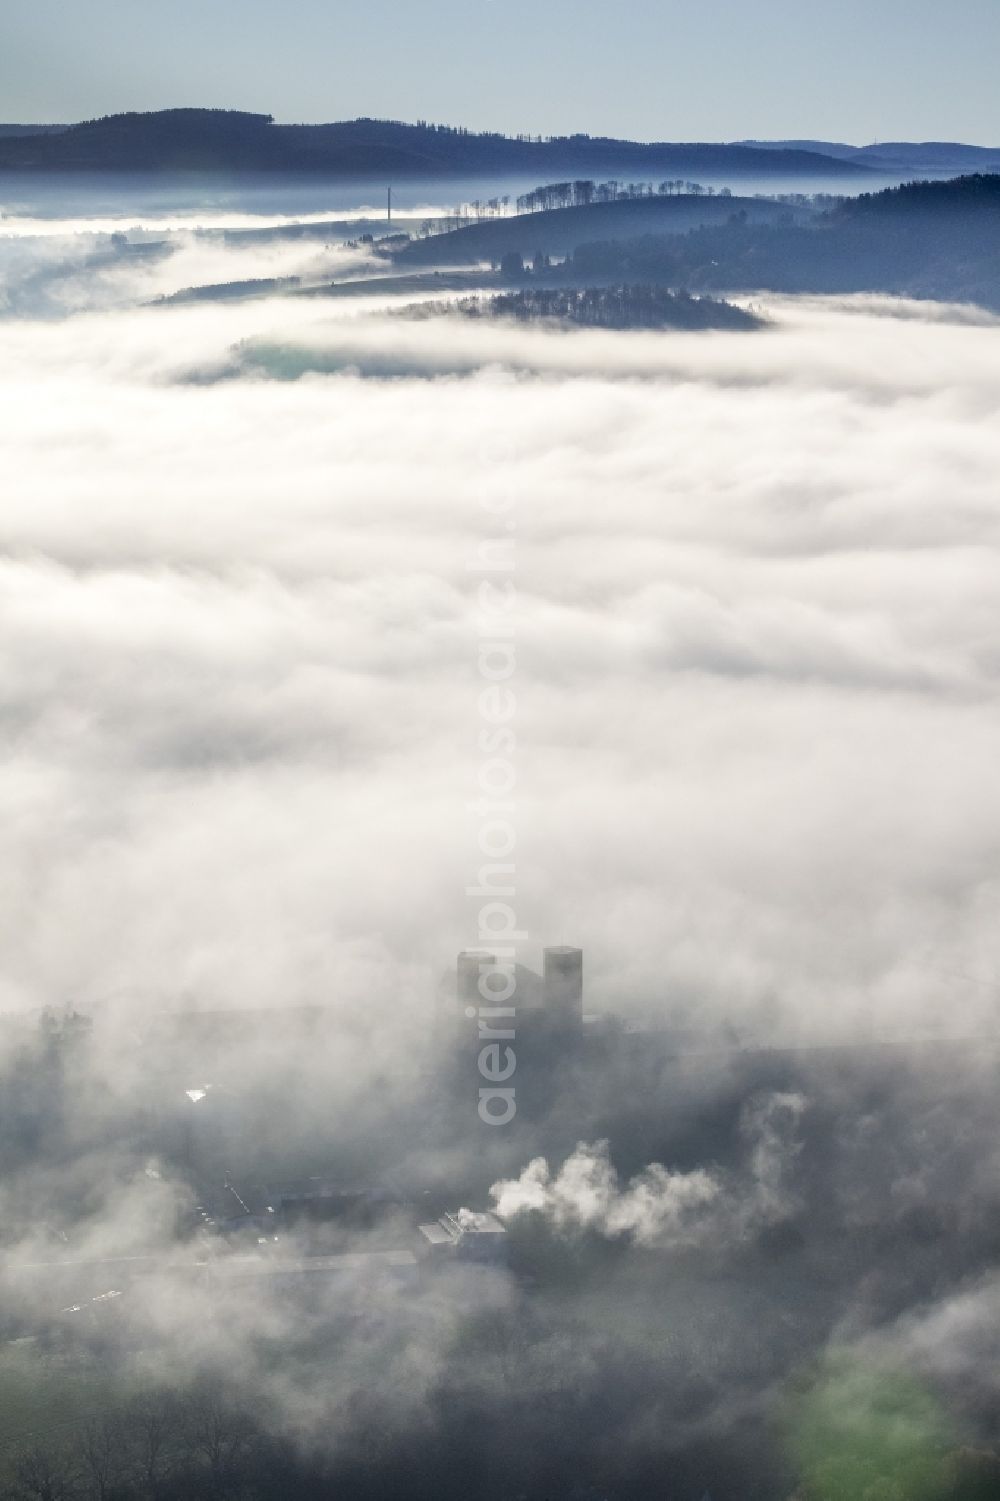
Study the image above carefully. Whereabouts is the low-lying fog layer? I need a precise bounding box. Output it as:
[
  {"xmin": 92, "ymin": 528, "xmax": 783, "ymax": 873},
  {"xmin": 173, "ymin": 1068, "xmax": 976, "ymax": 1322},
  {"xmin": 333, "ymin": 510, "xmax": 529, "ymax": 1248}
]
[
  {"xmin": 1, "ymin": 252, "xmax": 997, "ymax": 1038},
  {"xmin": 2, "ymin": 210, "xmax": 1000, "ymax": 1498}
]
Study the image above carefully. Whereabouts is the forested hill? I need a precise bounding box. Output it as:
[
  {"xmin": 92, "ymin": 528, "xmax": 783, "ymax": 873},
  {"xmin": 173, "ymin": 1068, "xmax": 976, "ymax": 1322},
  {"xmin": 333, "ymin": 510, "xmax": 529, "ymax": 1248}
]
[
  {"xmin": 0, "ymin": 108, "xmax": 874, "ymax": 177},
  {"xmin": 394, "ymin": 174, "xmax": 1000, "ymax": 273},
  {"xmin": 843, "ymin": 171, "xmax": 1000, "ymax": 219},
  {"xmin": 394, "ymin": 191, "xmax": 799, "ymax": 268},
  {"xmin": 564, "ymin": 174, "xmax": 1000, "ymax": 310}
]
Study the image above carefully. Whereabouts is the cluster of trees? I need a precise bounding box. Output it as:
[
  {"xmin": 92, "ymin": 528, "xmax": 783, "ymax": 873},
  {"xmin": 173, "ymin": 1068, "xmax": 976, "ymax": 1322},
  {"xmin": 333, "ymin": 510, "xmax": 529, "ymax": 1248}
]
[
  {"xmin": 415, "ymin": 179, "xmax": 737, "ymax": 239},
  {"xmin": 514, "ymin": 179, "xmax": 734, "ymax": 213},
  {"xmin": 406, "ymin": 285, "xmax": 762, "ymax": 332},
  {"xmin": 8, "ymin": 1369, "xmax": 1000, "ymax": 1501},
  {"xmin": 415, "ymin": 195, "xmax": 513, "ymax": 236},
  {"xmin": 412, "ymin": 120, "xmax": 550, "ymax": 143},
  {"xmin": 413, "ymin": 184, "xmax": 842, "ymax": 243},
  {"xmin": 5, "ymin": 1383, "xmax": 273, "ymax": 1501}
]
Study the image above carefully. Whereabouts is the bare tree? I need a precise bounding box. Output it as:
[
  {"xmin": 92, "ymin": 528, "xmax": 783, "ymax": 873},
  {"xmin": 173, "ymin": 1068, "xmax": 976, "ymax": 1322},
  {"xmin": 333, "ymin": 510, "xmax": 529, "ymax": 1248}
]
[
  {"xmin": 122, "ymin": 1390, "xmax": 183, "ymax": 1499},
  {"xmin": 184, "ymin": 1386, "xmax": 257, "ymax": 1497},
  {"xmin": 78, "ymin": 1415, "xmax": 125, "ymax": 1501},
  {"xmin": 11, "ymin": 1441, "xmax": 79, "ymax": 1501}
]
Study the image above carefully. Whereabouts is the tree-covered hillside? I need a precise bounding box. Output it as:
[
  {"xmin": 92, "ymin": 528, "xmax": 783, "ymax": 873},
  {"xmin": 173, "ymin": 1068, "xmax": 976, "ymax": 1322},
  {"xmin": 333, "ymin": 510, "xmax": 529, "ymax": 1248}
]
[{"xmin": 565, "ymin": 174, "xmax": 1000, "ymax": 309}]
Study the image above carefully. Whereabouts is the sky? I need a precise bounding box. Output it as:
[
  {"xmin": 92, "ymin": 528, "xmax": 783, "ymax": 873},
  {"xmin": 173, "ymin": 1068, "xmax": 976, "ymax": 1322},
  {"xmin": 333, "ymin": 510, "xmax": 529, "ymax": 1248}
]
[{"xmin": 1, "ymin": 0, "xmax": 999, "ymax": 143}]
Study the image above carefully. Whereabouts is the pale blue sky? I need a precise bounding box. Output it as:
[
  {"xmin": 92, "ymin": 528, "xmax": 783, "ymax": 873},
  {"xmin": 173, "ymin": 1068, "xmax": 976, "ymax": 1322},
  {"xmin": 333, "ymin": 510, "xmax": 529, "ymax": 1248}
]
[{"xmin": 2, "ymin": 0, "xmax": 998, "ymax": 143}]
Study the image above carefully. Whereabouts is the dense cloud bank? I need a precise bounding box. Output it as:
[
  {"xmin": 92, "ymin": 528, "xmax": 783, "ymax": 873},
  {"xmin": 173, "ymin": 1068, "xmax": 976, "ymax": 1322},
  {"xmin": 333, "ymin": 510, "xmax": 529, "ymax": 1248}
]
[
  {"xmin": 1, "ymin": 275, "xmax": 998, "ymax": 1037},
  {"xmin": 2, "ymin": 216, "xmax": 1000, "ymax": 1498}
]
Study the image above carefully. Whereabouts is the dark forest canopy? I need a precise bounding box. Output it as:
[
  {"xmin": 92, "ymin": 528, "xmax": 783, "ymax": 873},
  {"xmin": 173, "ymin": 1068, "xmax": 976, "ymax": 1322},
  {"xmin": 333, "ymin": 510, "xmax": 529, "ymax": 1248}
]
[
  {"xmin": 845, "ymin": 170, "xmax": 1000, "ymax": 217},
  {"xmin": 0, "ymin": 108, "xmax": 875, "ymax": 177}
]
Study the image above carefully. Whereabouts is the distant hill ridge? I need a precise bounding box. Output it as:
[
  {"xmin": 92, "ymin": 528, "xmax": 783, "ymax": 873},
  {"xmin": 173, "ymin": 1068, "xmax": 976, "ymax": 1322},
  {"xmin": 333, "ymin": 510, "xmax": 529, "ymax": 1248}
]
[
  {"xmin": 0, "ymin": 108, "xmax": 873, "ymax": 177},
  {"xmin": 738, "ymin": 138, "xmax": 1000, "ymax": 174},
  {"xmin": 0, "ymin": 123, "xmax": 67, "ymax": 138},
  {"xmin": 1, "ymin": 111, "xmax": 997, "ymax": 179}
]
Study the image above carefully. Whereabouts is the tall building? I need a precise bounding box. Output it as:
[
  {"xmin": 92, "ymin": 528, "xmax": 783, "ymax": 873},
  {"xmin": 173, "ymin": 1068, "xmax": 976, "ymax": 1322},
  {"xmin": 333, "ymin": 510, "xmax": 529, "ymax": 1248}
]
[
  {"xmin": 544, "ymin": 946, "xmax": 584, "ymax": 1027},
  {"xmin": 456, "ymin": 950, "xmax": 497, "ymax": 1011},
  {"xmin": 446, "ymin": 945, "xmax": 584, "ymax": 1039}
]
